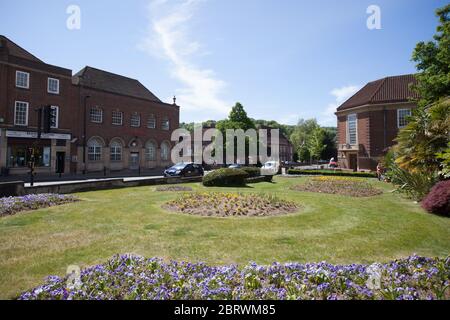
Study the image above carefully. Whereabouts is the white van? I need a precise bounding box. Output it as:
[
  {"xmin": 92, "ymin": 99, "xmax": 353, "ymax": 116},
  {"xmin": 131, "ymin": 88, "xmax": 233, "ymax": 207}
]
[{"xmin": 261, "ymin": 161, "xmax": 280, "ymax": 176}]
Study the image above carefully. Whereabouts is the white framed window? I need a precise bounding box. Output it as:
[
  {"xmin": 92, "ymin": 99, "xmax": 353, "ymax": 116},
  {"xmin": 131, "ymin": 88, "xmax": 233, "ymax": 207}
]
[
  {"xmin": 147, "ymin": 115, "xmax": 156, "ymax": 129},
  {"xmin": 161, "ymin": 142, "xmax": 170, "ymax": 161},
  {"xmin": 131, "ymin": 113, "xmax": 141, "ymax": 127},
  {"xmin": 162, "ymin": 118, "xmax": 170, "ymax": 131},
  {"xmin": 110, "ymin": 141, "xmax": 122, "ymax": 161},
  {"xmin": 145, "ymin": 141, "xmax": 156, "ymax": 161},
  {"xmin": 47, "ymin": 78, "xmax": 60, "ymax": 94},
  {"xmin": 88, "ymin": 138, "xmax": 102, "ymax": 161},
  {"xmin": 112, "ymin": 111, "xmax": 123, "ymax": 126},
  {"xmin": 397, "ymin": 109, "xmax": 412, "ymax": 128},
  {"xmin": 347, "ymin": 114, "xmax": 357, "ymax": 145},
  {"xmin": 50, "ymin": 106, "xmax": 59, "ymax": 129},
  {"xmin": 16, "ymin": 71, "xmax": 29, "ymax": 89},
  {"xmin": 14, "ymin": 101, "xmax": 29, "ymax": 126},
  {"xmin": 90, "ymin": 107, "xmax": 103, "ymax": 123}
]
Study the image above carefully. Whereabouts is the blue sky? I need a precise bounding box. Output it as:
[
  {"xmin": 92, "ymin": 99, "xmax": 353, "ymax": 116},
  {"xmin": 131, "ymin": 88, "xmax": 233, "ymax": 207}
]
[{"xmin": 0, "ymin": 0, "xmax": 446, "ymax": 126}]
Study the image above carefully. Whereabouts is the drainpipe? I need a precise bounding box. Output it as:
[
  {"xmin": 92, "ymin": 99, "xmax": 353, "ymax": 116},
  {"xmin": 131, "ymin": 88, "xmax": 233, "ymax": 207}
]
[
  {"xmin": 82, "ymin": 95, "xmax": 91, "ymax": 174},
  {"xmin": 383, "ymin": 108, "xmax": 387, "ymax": 150}
]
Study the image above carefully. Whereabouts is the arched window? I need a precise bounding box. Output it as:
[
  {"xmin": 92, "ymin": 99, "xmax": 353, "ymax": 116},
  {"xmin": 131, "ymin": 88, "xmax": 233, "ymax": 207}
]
[
  {"xmin": 145, "ymin": 141, "xmax": 156, "ymax": 161},
  {"xmin": 110, "ymin": 140, "xmax": 122, "ymax": 161},
  {"xmin": 161, "ymin": 142, "xmax": 170, "ymax": 161},
  {"xmin": 88, "ymin": 138, "xmax": 102, "ymax": 161}
]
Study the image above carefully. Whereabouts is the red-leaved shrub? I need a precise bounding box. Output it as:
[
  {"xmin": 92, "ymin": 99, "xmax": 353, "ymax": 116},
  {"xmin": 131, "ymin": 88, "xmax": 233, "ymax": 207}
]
[{"xmin": 421, "ymin": 180, "xmax": 450, "ymax": 216}]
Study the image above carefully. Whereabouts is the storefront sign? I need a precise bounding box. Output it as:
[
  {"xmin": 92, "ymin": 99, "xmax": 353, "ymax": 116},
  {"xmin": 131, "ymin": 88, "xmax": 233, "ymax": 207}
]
[{"xmin": 6, "ymin": 130, "xmax": 71, "ymax": 140}]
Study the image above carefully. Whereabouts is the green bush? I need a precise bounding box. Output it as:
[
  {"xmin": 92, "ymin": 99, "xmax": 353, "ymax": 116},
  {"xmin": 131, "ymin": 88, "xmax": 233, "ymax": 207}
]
[
  {"xmin": 203, "ymin": 168, "xmax": 249, "ymax": 187},
  {"xmin": 287, "ymin": 169, "xmax": 376, "ymax": 178},
  {"xmin": 384, "ymin": 152, "xmax": 438, "ymax": 201},
  {"xmin": 241, "ymin": 167, "xmax": 261, "ymax": 178},
  {"xmin": 246, "ymin": 175, "xmax": 273, "ymax": 184}
]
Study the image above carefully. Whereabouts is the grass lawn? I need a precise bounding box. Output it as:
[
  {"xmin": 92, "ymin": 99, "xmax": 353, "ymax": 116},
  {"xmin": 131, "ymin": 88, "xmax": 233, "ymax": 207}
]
[{"xmin": 1, "ymin": 177, "xmax": 449, "ymax": 299}]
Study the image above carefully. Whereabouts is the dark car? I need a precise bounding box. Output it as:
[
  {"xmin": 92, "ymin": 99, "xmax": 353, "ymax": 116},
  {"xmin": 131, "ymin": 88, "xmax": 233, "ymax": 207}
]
[{"xmin": 164, "ymin": 163, "xmax": 204, "ymax": 178}]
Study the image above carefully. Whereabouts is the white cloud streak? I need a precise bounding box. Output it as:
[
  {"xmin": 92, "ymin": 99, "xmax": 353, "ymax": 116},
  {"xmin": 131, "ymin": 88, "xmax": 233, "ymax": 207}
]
[
  {"xmin": 320, "ymin": 85, "xmax": 361, "ymax": 126},
  {"xmin": 140, "ymin": 0, "xmax": 230, "ymax": 120}
]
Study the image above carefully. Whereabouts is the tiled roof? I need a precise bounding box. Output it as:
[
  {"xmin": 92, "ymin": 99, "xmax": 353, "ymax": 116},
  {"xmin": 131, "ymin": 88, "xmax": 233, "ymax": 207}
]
[
  {"xmin": 337, "ymin": 74, "xmax": 419, "ymax": 111},
  {"xmin": 73, "ymin": 66, "xmax": 161, "ymax": 102},
  {"xmin": 0, "ymin": 35, "xmax": 43, "ymax": 62}
]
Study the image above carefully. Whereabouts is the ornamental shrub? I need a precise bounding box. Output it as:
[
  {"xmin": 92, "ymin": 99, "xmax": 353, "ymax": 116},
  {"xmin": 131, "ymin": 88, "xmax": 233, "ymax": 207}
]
[
  {"xmin": 241, "ymin": 167, "xmax": 261, "ymax": 178},
  {"xmin": 203, "ymin": 168, "xmax": 249, "ymax": 187},
  {"xmin": 421, "ymin": 180, "xmax": 450, "ymax": 216}
]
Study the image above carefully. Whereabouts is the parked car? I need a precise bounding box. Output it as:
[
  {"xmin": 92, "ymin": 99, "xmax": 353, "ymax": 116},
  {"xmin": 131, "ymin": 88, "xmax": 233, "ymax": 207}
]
[
  {"xmin": 261, "ymin": 161, "xmax": 281, "ymax": 175},
  {"xmin": 164, "ymin": 163, "xmax": 204, "ymax": 178},
  {"xmin": 228, "ymin": 164, "xmax": 243, "ymax": 169}
]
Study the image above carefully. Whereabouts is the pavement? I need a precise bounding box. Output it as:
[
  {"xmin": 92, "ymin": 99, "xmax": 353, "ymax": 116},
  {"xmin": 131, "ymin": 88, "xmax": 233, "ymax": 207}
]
[
  {"xmin": 24, "ymin": 175, "xmax": 165, "ymax": 187},
  {"xmin": 1, "ymin": 168, "xmax": 165, "ymax": 185}
]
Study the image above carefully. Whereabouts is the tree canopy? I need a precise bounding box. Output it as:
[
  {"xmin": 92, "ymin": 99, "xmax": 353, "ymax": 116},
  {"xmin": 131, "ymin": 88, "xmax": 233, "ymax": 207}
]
[{"xmin": 412, "ymin": 4, "xmax": 450, "ymax": 107}]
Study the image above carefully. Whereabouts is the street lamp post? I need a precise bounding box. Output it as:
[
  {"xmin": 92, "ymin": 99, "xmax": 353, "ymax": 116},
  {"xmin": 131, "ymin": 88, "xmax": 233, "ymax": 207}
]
[{"xmin": 82, "ymin": 95, "xmax": 91, "ymax": 174}]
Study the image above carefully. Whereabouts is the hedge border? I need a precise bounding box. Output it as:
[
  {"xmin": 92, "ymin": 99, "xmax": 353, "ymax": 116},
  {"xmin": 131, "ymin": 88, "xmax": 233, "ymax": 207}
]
[{"xmin": 287, "ymin": 169, "xmax": 376, "ymax": 178}]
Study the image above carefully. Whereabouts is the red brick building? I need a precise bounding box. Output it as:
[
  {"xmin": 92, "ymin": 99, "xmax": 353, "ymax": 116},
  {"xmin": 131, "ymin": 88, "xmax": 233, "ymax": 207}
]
[
  {"xmin": 0, "ymin": 35, "xmax": 179, "ymax": 176},
  {"xmin": 335, "ymin": 74, "xmax": 419, "ymax": 171}
]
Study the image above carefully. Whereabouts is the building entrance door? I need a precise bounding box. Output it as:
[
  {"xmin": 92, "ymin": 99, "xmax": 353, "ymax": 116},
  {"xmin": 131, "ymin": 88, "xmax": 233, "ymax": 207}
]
[
  {"xmin": 349, "ymin": 154, "xmax": 358, "ymax": 172},
  {"xmin": 56, "ymin": 152, "xmax": 65, "ymax": 174},
  {"xmin": 130, "ymin": 152, "xmax": 139, "ymax": 170}
]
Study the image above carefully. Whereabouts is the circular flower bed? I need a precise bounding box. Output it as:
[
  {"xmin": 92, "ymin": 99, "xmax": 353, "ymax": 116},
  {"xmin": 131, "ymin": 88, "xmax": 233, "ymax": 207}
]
[
  {"xmin": 163, "ymin": 192, "xmax": 298, "ymax": 217},
  {"xmin": 155, "ymin": 186, "xmax": 193, "ymax": 192},
  {"xmin": 0, "ymin": 194, "xmax": 78, "ymax": 217},
  {"xmin": 291, "ymin": 177, "xmax": 382, "ymax": 197},
  {"xmin": 18, "ymin": 254, "xmax": 450, "ymax": 300}
]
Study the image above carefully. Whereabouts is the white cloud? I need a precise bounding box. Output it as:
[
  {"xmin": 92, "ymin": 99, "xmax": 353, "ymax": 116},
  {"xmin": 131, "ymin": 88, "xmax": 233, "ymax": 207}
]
[
  {"xmin": 319, "ymin": 85, "xmax": 361, "ymax": 126},
  {"xmin": 140, "ymin": 0, "xmax": 230, "ymax": 120}
]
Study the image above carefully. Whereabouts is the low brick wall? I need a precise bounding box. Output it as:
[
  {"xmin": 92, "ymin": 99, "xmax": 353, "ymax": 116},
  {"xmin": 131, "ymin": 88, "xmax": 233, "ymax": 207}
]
[
  {"xmin": 24, "ymin": 176, "xmax": 203, "ymax": 195},
  {"xmin": 0, "ymin": 181, "xmax": 25, "ymax": 197}
]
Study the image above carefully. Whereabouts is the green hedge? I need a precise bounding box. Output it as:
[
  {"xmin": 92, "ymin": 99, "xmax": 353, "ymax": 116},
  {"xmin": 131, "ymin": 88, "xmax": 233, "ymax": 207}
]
[
  {"xmin": 203, "ymin": 168, "xmax": 249, "ymax": 187},
  {"xmin": 240, "ymin": 167, "xmax": 261, "ymax": 178},
  {"xmin": 246, "ymin": 175, "xmax": 273, "ymax": 184},
  {"xmin": 287, "ymin": 169, "xmax": 376, "ymax": 178}
]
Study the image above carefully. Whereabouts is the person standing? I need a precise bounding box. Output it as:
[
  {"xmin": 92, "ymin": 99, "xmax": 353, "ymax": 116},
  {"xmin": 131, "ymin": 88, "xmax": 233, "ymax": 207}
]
[{"xmin": 376, "ymin": 162, "xmax": 384, "ymax": 181}]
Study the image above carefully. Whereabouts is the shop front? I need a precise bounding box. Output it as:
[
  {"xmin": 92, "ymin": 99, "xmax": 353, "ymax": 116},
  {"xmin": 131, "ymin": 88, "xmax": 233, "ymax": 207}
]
[{"xmin": 0, "ymin": 130, "xmax": 71, "ymax": 176}]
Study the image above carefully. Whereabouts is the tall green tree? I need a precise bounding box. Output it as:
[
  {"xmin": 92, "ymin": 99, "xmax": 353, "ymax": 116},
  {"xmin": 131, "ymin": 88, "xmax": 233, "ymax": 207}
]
[
  {"xmin": 321, "ymin": 127, "xmax": 338, "ymax": 161},
  {"xmin": 216, "ymin": 103, "xmax": 256, "ymax": 164},
  {"xmin": 290, "ymin": 119, "xmax": 320, "ymax": 162},
  {"xmin": 308, "ymin": 127, "xmax": 326, "ymax": 163},
  {"xmin": 226, "ymin": 102, "xmax": 255, "ymax": 130},
  {"xmin": 394, "ymin": 4, "xmax": 450, "ymax": 174},
  {"xmin": 412, "ymin": 4, "xmax": 450, "ymax": 107},
  {"xmin": 386, "ymin": 4, "xmax": 450, "ymax": 199}
]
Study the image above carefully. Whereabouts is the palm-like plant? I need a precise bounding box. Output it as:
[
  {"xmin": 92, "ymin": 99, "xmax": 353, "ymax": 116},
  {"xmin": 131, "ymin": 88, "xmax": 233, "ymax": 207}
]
[{"xmin": 395, "ymin": 99, "xmax": 450, "ymax": 174}]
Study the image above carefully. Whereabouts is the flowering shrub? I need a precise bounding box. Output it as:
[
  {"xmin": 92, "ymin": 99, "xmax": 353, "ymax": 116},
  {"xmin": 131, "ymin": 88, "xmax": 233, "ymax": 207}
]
[
  {"xmin": 291, "ymin": 177, "xmax": 382, "ymax": 197},
  {"xmin": 19, "ymin": 255, "xmax": 450, "ymax": 300},
  {"xmin": 0, "ymin": 194, "xmax": 78, "ymax": 217},
  {"xmin": 163, "ymin": 192, "xmax": 298, "ymax": 217},
  {"xmin": 421, "ymin": 180, "xmax": 450, "ymax": 216}
]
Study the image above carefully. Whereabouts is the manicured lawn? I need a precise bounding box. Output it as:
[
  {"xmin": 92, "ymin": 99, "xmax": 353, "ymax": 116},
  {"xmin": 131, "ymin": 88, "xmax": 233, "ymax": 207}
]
[{"xmin": 1, "ymin": 177, "xmax": 449, "ymax": 299}]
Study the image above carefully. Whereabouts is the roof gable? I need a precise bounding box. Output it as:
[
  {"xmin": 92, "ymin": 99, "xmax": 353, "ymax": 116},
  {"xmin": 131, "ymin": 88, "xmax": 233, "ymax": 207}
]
[
  {"xmin": 73, "ymin": 66, "xmax": 162, "ymax": 102},
  {"xmin": 0, "ymin": 35, "xmax": 43, "ymax": 62},
  {"xmin": 337, "ymin": 74, "xmax": 419, "ymax": 111}
]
